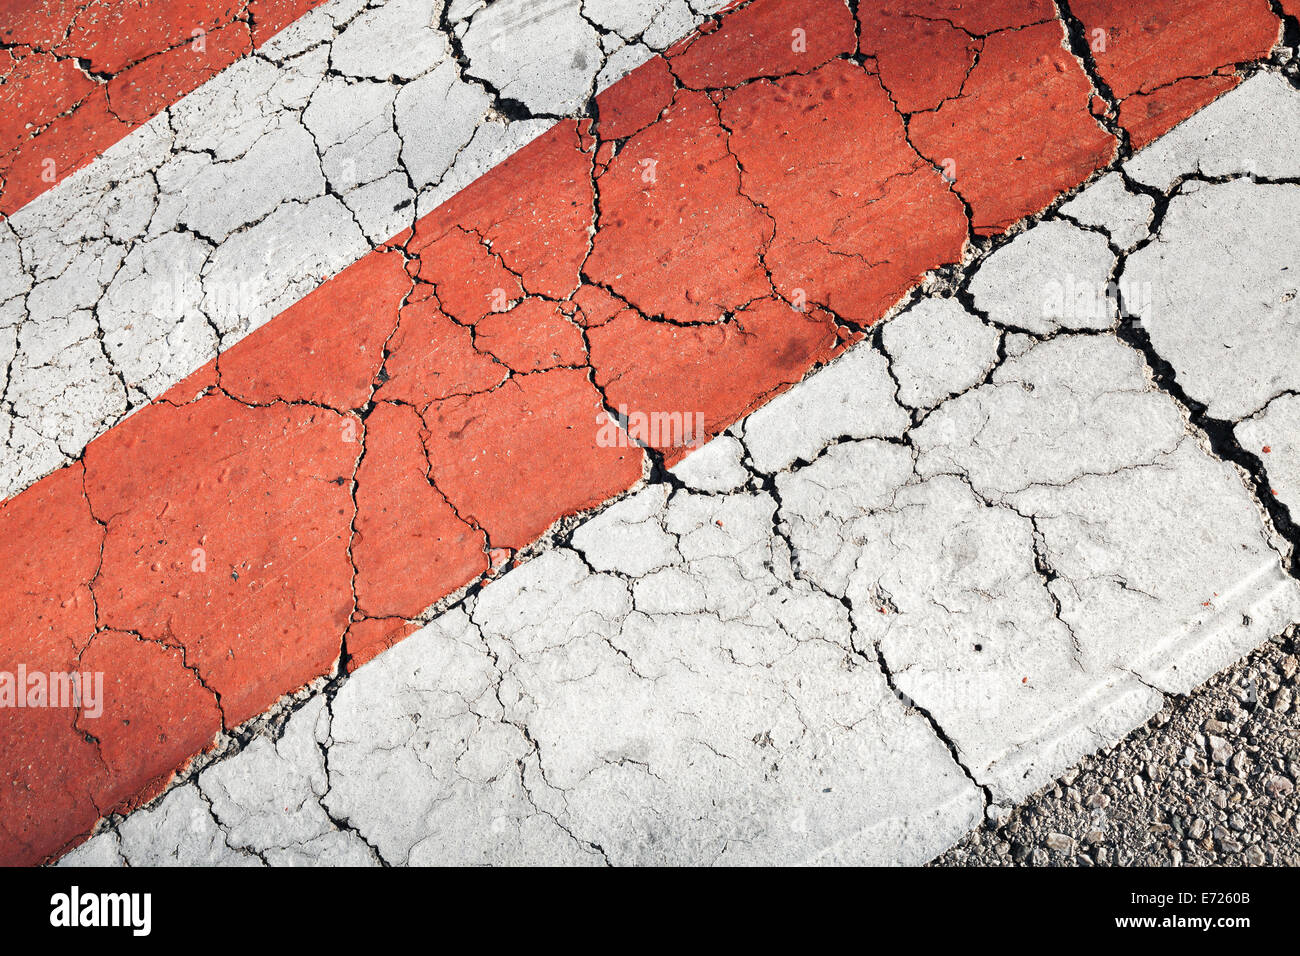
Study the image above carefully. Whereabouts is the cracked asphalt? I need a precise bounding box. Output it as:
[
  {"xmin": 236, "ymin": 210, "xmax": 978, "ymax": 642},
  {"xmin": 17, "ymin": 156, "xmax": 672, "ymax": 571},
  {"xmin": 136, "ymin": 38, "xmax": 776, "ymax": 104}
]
[
  {"xmin": 2, "ymin": 0, "xmax": 1298, "ymax": 866},
  {"xmin": 57, "ymin": 66, "xmax": 1300, "ymax": 865},
  {"xmin": 936, "ymin": 628, "xmax": 1300, "ymax": 867},
  {"xmin": 1, "ymin": 0, "xmax": 740, "ymax": 498}
]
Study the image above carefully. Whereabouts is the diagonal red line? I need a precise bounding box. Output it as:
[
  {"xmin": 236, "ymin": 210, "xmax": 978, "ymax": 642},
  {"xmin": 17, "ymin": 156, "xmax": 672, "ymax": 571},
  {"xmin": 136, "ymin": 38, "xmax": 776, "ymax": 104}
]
[{"xmin": 0, "ymin": 0, "xmax": 330, "ymax": 216}]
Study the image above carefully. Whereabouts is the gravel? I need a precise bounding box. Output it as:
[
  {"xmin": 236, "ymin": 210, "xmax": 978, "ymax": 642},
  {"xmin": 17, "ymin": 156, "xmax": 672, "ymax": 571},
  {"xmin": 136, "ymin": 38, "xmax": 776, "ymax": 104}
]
[{"xmin": 933, "ymin": 626, "xmax": 1300, "ymax": 867}]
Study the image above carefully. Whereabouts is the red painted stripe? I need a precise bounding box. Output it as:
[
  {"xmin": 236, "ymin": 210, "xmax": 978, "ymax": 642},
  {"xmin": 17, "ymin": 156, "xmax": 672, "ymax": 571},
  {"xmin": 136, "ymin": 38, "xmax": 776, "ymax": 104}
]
[
  {"xmin": 1, "ymin": 0, "xmax": 1285, "ymax": 864},
  {"xmin": 0, "ymin": 0, "xmax": 326, "ymax": 216},
  {"xmin": 1069, "ymin": 0, "xmax": 1281, "ymax": 149}
]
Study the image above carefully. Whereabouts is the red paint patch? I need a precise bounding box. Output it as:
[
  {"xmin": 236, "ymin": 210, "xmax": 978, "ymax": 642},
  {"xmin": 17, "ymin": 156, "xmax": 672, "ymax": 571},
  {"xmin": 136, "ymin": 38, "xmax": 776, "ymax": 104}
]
[
  {"xmin": 413, "ymin": 226, "xmax": 524, "ymax": 324},
  {"xmin": 0, "ymin": 54, "xmax": 99, "ymax": 155},
  {"xmin": 720, "ymin": 61, "xmax": 967, "ymax": 324},
  {"xmin": 571, "ymin": 283, "xmax": 633, "ymax": 329},
  {"xmin": 857, "ymin": 1, "xmax": 1055, "ymax": 113},
  {"xmin": 906, "ymin": 21, "xmax": 1117, "ymax": 234},
  {"xmin": 1118, "ymin": 74, "xmax": 1243, "ymax": 151},
  {"xmin": 57, "ymin": 0, "xmax": 247, "ymax": 74},
  {"xmin": 78, "ymin": 630, "xmax": 224, "ymax": 803},
  {"xmin": 857, "ymin": 8, "xmax": 979, "ymax": 113},
  {"xmin": 0, "ymin": 85, "xmax": 132, "ymax": 214},
  {"xmin": 474, "ymin": 298, "xmax": 588, "ymax": 373},
  {"xmin": 1069, "ymin": 0, "xmax": 1280, "ymax": 149},
  {"xmin": 418, "ymin": 122, "xmax": 594, "ymax": 301},
  {"xmin": 587, "ymin": 90, "xmax": 772, "ymax": 323},
  {"xmin": 221, "ymin": 250, "xmax": 411, "ymax": 410},
  {"xmin": 589, "ymin": 297, "xmax": 845, "ymax": 466},
  {"xmin": 374, "ymin": 290, "xmax": 507, "ymax": 406},
  {"xmin": 345, "ymin": 618, "xmax": 419, "ymax": 673},
  {"xmin": 353, "ymin": 402, "xmax": 488, "ymax": 619},
  {"xmin": 597, "ymin": 54, "xmax": 676, "ymax": 141},
  {"xmin": 0, "ymin": 466, "xmax": 105, "ymax": 865},
  {"xmin": 0, "ymin": 466, "xmax": 100, "ymax": 664},
  {"xmin": 422, "ymin": 368, "xmax": 644, "ymax": 549},
  {"xmin": 891, "ymin": 0, "xmax": 1056, "ymax": 36},
  {"xmin": 0, "ymin": 704, "xmax": 108, "ymax": 867},
  {"xmin": 84, "ymin": 393, "xmax": 356, "ymax": 729},
  {"xmin": 669, "ymin": 0, "xmax": 857, "ymax": 88},
  {"xmin": 105, "ymin": 20, "xmax": 252, "ymax": 126}
]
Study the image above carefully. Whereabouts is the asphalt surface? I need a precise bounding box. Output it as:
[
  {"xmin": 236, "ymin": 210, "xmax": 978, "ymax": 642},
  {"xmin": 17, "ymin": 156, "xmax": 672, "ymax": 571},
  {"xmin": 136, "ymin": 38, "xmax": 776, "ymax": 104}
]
[
  {"xmin": 935, "ymin": 625, "xmax": 1300, "ymax": 866},
  {"xmin": 5, "ymin": 0, "xmax": 1299, "ymax": 866}
]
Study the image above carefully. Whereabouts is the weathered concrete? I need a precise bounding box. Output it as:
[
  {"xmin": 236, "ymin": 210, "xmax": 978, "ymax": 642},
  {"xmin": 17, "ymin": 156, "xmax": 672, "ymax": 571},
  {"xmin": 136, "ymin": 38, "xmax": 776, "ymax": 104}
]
[{"xmin": 33, "ymin": 6, "xmax": 1300, "ymax": 868}]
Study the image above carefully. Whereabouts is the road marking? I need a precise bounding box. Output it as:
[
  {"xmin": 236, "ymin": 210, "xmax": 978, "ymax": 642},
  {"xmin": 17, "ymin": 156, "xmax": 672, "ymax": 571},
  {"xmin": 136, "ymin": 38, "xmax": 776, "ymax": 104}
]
[{"xmin": 5, "ymin": 0, "xmax": 1295, "ymax": 864}]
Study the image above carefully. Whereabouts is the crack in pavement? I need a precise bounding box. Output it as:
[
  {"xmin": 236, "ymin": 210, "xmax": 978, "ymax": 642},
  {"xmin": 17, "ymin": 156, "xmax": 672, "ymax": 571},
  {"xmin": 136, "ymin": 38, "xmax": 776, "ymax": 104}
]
[{"xmin": 15, "ymin": 1, "xmax": 1300, "ymax": 865}]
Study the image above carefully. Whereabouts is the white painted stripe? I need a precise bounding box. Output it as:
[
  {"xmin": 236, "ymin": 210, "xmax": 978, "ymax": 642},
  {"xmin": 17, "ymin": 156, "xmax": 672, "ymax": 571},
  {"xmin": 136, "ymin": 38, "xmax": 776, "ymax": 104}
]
[{"xmin": 0, "ymin": 0, "xmax": 731, "ymax": 500}]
